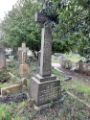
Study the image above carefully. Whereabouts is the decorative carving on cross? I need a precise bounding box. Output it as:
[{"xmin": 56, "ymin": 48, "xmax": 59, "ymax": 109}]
[
  {"xmin": 18, "ymin": 43, "xmax": 29, "ymax": 64},
  {"xmin": 36, "ymin": 0, "xmax": 58, "ymax": 27},
  {"xmin": 35, "ymin": 12, "xmax": 48, "ymax": 25}
]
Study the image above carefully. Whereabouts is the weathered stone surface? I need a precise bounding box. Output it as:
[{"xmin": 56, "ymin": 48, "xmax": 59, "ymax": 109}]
[
  {"xmin": 1, "ymin": 84, "xmax": 22, "ymax": 96},
  {"xmin": 0, "ymin": 79, "xmax": 27, "ymax": 96},
  {"xmin": 30, "ymin": 9, "xmax": 61, "ymax": 108},
  {"xmin": 30, "ymin": 75, "xmax": 60, "ymax": 106},
  {"xmin": 40, "ymin": 25, "xmax": 52, "ymax": 77},
  {"xmin": 35, "ymin": 12, "xmax": 48, "ymax": 25},
  {"xmin": 60, "ymin": 56, "xmax": 72, "ymax": 69},
  {"xmin": 30, "ymin": 25, "xmax": 60, "ymax": 107},
  {"xmin": 35, "ymin": 74, "xmax": 56, "ymax": 82},
  {"xmin": 19, "ymin": 63, "xmax": 29, "ymax": 77},
  {"xmin": 82, "ymin": 63, "xmax": 90, "ymax": 75},
  {"xmin": 72, "ymin": 60, "xmax": 90, "ymax": 75},
  {"xmin": 37, "ymin": 50, "xmax": 41, "ymax": 66},
  {"xmin": 0, "ymin": 47, "xmax": 6, "ymax": 69},
  {"xmin": 78, "ymin": 60, "xmax": 83, "ymax": 72},
  {"xmin": 18, "ymin": 43, "xmax": 29, "ymax": 64},
  {"xmin": 18, "ymin": 43, "xmax": 29, "ymax": 76}
]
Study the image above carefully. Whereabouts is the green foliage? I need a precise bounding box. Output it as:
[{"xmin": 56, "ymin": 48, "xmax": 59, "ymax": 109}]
[
  {"xmin": 64, "ymin": 52, "xmax": 86, "ymax": 63},
  {"xmin": 75, "ymin": 83, "xmax": 90, "ymax": 95},
  {"xmin": 1, "ymin": 0, "xmax": 41, "ymax": 51},
  {"xmin": 0, "ymin": 0, "xmax": 90, "ymax": 60},
  {"xmin": 53, "ymin": 0, "xmax": 90, "ymax": 60},
  {"xmin": 52, "ymin": 69, "xmax": 64, "ymax": 81},
  {"xmin": 0, "ymin": 105, "xmax": 11, "ymax": 120}
]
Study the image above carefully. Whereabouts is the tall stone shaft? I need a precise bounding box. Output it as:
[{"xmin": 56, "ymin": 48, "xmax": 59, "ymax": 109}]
[{"xmin": 40, "ymin": 25, "xmax": 52, "ymax": 77}]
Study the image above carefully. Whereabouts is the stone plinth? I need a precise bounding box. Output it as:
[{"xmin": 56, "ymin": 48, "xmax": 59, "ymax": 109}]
[{"xmin": 30, "ymin": 74, "xmax": 60, "ymax": 106}]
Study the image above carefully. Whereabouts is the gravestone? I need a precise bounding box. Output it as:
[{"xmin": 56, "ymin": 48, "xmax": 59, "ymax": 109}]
[
  {"xmin": 18, "ymin": 43, "xmax": 29, "ymax": 77},
  {"xmin": 0, "ymin": 46, "xmax": 6, "ymax": 69},
  {"xmin": 30, "ymin": 12, "xmax": 61, "ymax": 108},
  {"xmin": 37, "ymin": 50, "xmax": 41, "ymax": 66},
  {"xmin": 78, "ymin": 60, "xmax": 84, "ymax": 72}
]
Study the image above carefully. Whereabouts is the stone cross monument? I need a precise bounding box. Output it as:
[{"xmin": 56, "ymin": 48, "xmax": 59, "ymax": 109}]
[
  {"xmin": 30, "ymin": 1, "xmax": 60, "ymax": 108},
  {"xmin": 0, "ymin": 46, "xmax": 6, "ymax": 69},
  {"xmin": 18, "ymin": 43, "xmax": 29, "ymax": 77}
]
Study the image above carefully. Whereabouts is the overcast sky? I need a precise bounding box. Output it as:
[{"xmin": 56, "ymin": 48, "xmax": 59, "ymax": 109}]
[{"xmin": 0, "ymin": 0, "xmax": 18, "ymax": 21}]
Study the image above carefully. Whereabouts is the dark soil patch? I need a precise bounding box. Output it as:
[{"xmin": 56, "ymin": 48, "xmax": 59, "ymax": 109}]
[{"xmin": 0, "ymin": 92, "xmax": 27, "ymax": 103}]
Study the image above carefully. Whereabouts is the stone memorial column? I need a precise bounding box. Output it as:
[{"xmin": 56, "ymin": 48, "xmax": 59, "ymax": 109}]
[
  {"xmin": 40, "ymin": 25, "xmax": 52, "ymax": 76},
  {"xmin": 30, "ymin": 12, "xmax": 61, "ymax": 108}
]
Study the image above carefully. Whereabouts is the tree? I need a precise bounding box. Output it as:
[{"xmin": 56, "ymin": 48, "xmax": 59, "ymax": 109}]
[
  {"xmin": 52, "ymin": 0, "xmax": 90, "ymax": 61},
  {"xmin": 1, "ymin": 0, "xmax": 41, "ymax": 51},
  {"xmin": 1, "ymin": 0, "xmax": 90, "ymax": 61}
]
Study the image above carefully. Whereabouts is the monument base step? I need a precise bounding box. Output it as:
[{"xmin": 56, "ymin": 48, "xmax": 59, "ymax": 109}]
[
  {"xmin": 35, "ymin": 74, "xmax": 56, "ymax": 82},
  {"xmin": 33, "ymin": 98, "xmax": 61, "ymax": 111},
  {"xmin": 30, "ymin": 74, "xmax": 61, "ymax": 106}
]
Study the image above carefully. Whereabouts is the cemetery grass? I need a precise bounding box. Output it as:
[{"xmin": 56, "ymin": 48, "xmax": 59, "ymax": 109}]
[
  {"xmin": 53, "ymin": 68, "xmax": 90, "ymax": 104},
  {"xmin": 0, "ymin": 96, "xmax": 90, "ymax": 120},
  {"xmin": 52, "ymin": 53, "xmax": 90, "ymax": 104},
  {"xmin": 0, "ymin": 61, "xmax": 90, "ymax": 119}
]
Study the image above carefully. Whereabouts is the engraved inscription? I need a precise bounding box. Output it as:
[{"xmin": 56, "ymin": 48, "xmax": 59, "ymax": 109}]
[{"xmin": 38, "ymin": 83, "xmax": 60, "ymax": 104}]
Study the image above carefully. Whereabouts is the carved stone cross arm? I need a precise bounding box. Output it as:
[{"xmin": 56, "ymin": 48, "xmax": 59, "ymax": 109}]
[{"xmin": 35, "ymin": 12, "xmax": 48, "ymax": 25}]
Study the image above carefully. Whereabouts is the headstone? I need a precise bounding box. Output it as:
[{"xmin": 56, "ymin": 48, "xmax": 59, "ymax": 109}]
[
  {"xmin": 82, "ymin": 63, "xmax": 90, "ymax": 75},
  {"xmin": 37, "ymin": 50, "xmax": 41, "ymax": 66},
  {"xmin": 78, "ymin": 60, "xmax": 84, "ymax": 72},
  {"xmin": 30, "ymin": 12, "xmax": 61, "ymax": 108},
  {"xmin": 18, "ymin": 43, "xmax": 29, "ymax": 77},
  {"xmin": 70, "ymin": 62, "xmax": 79, "ymax": 71},
  {"xmin": 5, "ymin": 48, "xmax": 13, "ymax": 59},
  {"xmin": 59, "ymin": 55, "xmax": 72, "ymax": 69},
  {"xmin": 27, "ymin": 50, "xmax": 34, "ymax": 61},
  {"xmin": 0, "ymin": 46, "xmax": 6, "ymax": 69},
  {"xmin": 59, "ymin": 55, "xmax": 66, "ymax": 68}
]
